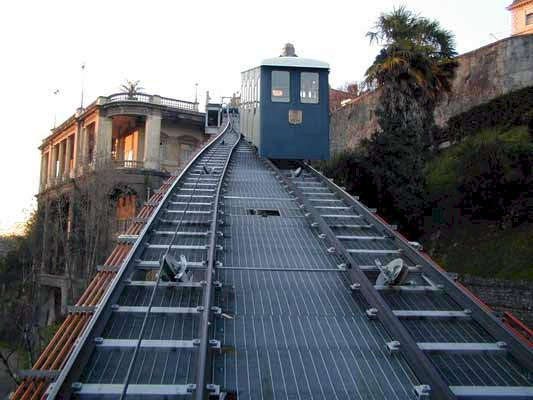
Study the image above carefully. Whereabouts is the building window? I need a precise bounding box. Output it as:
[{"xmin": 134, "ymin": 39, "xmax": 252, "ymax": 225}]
[
  {"xmin": 116, "ymin": 194, "xmax": 137, "ymax": 221},
  {"xmin": 180, "ymin": 143, "xmax": 195, "ymax": 166},
  {"xmin": 271, "ymin": 71, "xmax": 290, "ymax": 102},
  {"xmin": 300, "ymin": 72, "xmax": 319, "ymax": 104},
  {"xmin": 526, "ymin": 13, "xmax": 533, "ymax": 25},
  {"xmin": 86, "ymin": 123, "xmax": 95, "ymax": 163}
]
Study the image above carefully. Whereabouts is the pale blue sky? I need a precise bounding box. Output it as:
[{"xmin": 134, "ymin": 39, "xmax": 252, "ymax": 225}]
[{"xmin": 0, "ymin": 0, "xmax": 512, "ymax": 233}]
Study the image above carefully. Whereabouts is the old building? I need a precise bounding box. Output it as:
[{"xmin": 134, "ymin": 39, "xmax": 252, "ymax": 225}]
[
  {"xmin": 37, "ymin": 92, "xmax": 207, "ymax": 322},
  {"xmin": 509, "ymin": 0, "xmax": 533, "ymax": 35},
  {"xmin": 329, "ymin": 86, "xmax": 358, "ymax": 113}
]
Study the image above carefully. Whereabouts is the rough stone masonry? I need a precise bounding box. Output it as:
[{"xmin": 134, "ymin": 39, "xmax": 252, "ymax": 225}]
[{"xmin": 330, "ymin": 33, "xmax": 533, "ymax": 155}]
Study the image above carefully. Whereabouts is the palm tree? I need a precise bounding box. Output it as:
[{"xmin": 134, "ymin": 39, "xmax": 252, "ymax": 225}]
[
  {"xmin": 120, "ymin": 80, "xmax": 144, "ymax": 98},
  {"xmin": 362, "ymin": 7, "xmax": 459, "ymax": 232},
  {"xmin": 365, "ymin": 6, "xmax": 458, "ymax": 103}
]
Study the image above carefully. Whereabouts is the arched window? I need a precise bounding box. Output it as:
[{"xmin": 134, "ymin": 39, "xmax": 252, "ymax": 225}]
[{"xmin": 178, "ymin": 135, "xmax": 199, "ymax": 166}]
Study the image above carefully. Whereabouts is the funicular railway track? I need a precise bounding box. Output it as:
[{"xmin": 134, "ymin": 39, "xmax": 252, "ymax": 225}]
[
  {"xmin": 15, "ymin": 116, "xmax": 533, "ymax": 399},
  {"xmin": 46, "ymin": 119, "xmax": 240, "ymax": 399},
  {"xmin": 271, "ymin": 160, "xmax": 533, "ymax": 399},
  {"xmin": 207, "ymin": 138, "xmax": 533, "ymax": 400},
  {"xmin": 12, "ymin": 163, "xmax": 193, "ymax": 400},
  {"xmin": 13, "ymin": 116, "xmax": 239, "ymax": 400}
]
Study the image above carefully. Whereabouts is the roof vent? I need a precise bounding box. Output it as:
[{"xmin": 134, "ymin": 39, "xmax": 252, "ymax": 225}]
[{"xmin": 281, "ymin": 43, "xmax": 297, "ymax": 57}]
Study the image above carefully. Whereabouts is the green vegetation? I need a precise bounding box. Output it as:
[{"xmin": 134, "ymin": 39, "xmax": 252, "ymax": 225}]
[
  {"xmin": 321, "ymin": 122, "xmax": 532, "ymax": 281},
  {"xmin": 438, "ymin": 86, "xmax": 533, "ymax": 142},
  {"xmin": 426, "ymin": 125, "xmax": 530, "ymax": 196},
  {"xmin": 362, "ymin": 6, "xmax": 458, "ymax": 233},
  {"xmin": 423, "ymin": 124, "xmax": 532, "ymax": 280},
  {"xmin": 427, "ymin": 125, "xmax": 532, "ymax": 224},
  {"xmin": 426, "ymin": 221, "xmax": 533, "ymax": 281}
]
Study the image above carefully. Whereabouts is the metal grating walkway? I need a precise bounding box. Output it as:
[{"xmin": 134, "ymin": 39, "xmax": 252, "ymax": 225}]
[
  {"xmin": 17, "ymin": 115, "xmax": 533, "ymax": 400},
  {"xmin": 211, "ymin": 143, "xmax": 419, "ymax": 399}
]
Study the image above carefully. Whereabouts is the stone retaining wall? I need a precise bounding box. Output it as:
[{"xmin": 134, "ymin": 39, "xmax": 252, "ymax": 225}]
[
  {"xmin": 459, "ymin": 274, "xmax": 533, "ymax": 327},
  {"xmin": 330, "ymin": 33, "xmax": 533, "ymax": 155}
]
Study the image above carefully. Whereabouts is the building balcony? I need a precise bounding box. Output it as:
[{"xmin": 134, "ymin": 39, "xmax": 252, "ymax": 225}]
[
  {"xmin": 111, "ymin": 159, "xmax": 145, "ymax": 170},
  {"xmin": 103, "ymin": 93, "xmax": 200, "ymax": 113},
  {"xmin": 39, "ymin": 91, "xmax": 208, "ymax": 197}
]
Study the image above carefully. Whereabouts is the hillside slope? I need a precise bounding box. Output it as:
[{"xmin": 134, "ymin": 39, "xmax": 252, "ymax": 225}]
[{"xmin": 423, "ymin": 125, "xmax": 532, "ymax": 281}]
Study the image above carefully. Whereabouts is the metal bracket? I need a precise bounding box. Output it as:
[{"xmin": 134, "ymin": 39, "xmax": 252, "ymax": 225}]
[
  {"xmin": 96, "ymin": 265, "xmax": 120, "ymax": 273},
  {"xmin": 117, "ymin": 234, "xmax": 139, "ymax": 244},
  {"xmin": 366, "ymin": 308, "xmax": 378, "ymax": 319},
  {"xmin": 408, "ymin": 241, "xmax": 423, "ymax": 251},
  {"xmin": 414, "ymin": 385, "xmax": 431, "ymax": 399},
  {"xmin": 386, "ymin": 340, "xmax": 401, "ymax": 354},
  {"xmin": 68, "ymin": 305, "xmax": 96, "ymax": 314},
  {"xmin": 18, "ymin": 369, "xmax": 60, "ymax": 379}
]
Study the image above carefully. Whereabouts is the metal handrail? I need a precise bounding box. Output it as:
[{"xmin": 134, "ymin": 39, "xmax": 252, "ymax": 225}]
[
  {"xmin": 119, "ymin": 131, "xmax": 228, "ymax": 399},
  {"xmin": 194, "ymin": 114, "xmax": 239, "ymax": 400},
  {"xmin": 105, "ymin": 93, "xmax": 199, "ymax": 112},
  {"xmin": 111, "ymin": 159, "xmax": 145, "ymax": 169}
]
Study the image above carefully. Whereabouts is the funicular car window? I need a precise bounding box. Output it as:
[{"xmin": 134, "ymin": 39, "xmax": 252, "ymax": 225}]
[
  {"xmin": 272, "ymin": 71, "xmax": 290, "ymax": 102},
  {"xmin": 300, "ymin": 72, "xmax": 319, "ymax": 104}
]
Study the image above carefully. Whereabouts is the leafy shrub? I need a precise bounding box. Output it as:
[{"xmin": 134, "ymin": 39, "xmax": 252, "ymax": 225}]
[
  {"xmin": 316, "ymin": 149, "xmax": 375, "ymax": 200},
  {"xmin": 527, "ymin": 109, "xmax": 533, "ymax": 141},
  {"xmin": 459, "ymin": 140, "xmax": 532, "ymax": 219},
  {"xmin": 440, "ymin": 86, "xmax": 533, "ymax": 142}
]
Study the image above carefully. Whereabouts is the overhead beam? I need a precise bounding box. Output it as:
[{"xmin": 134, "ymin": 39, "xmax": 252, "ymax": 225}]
[
  {"xmin": 94, "ymin": 338, "xmax": 221, "ymax": 350},
  {"xmin": 112, "ymin": 306, "xmax": 201, "ymax": 314},
  {"xmin": 417, "ymin": 342, "xmax": 507, "ymax": 354},
  {"xmin": 450, "ymin": 385, "xmax": 533, "ymax": 399},
  {"xmin": 393, "ymin": 309, "xmax": 471, "ymax": 319},
  {"xmin": 72, "ymin": 383, "xmax": 196, "ymax": 398}
]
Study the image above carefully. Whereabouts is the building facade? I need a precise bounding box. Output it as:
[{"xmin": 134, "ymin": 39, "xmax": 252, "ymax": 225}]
[
  {"xmin": 37, "ymin": 92, "xmax": 207, "ymax": 322},
  {"xmin": 509, "ymin": 0, "xmax": 533, "ymax": 35}
]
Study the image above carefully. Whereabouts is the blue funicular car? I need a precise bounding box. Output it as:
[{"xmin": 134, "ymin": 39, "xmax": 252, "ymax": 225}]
[{"xmin": 240, "ymin": 43, "xmax": 330, "ymax": 160}]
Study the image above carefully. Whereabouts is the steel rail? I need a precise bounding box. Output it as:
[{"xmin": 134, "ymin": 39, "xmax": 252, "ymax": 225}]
[
  {"xmin": 47, "ymin": 119, "xmax": 233, "ymax": 399},
  {"xmin": 194, "ymin": 114, "xmax": 241, "ymax": 400},
  {"xmin": 265, "ymin": 158, "xmax": 456, "ymax": 400},
  {"xmin": 304, "ymin": 162, "xmax": 533, "ymax": 372}
]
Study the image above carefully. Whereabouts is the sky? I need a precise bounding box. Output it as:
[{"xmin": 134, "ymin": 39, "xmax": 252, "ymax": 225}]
[{"xmin": 0, "ymin": 0, "xmax": 512, "ymax": 234}]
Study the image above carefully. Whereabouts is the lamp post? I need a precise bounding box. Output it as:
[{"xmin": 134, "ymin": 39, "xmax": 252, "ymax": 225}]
[
  {"xmin": 80, "ymin": 62, "xmax": 86, "ymax": 110},
  {"xmin": 53, "ymin": 89, "xmax": 60, "ymax": 128},
  {"xmin": 194, "ymin": 82, "xmax": 198, "ymax": 111}
]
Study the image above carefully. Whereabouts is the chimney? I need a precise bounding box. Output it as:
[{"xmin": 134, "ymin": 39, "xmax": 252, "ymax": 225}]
[{"xmin": 281, "ymin": 43, "xmax": 297, "ymax": 57}]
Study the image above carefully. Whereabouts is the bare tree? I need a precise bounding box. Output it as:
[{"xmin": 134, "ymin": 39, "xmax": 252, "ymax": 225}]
[{"xmin": 338, "ymin": 81, "xmax": 359, "ymax": 95}]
